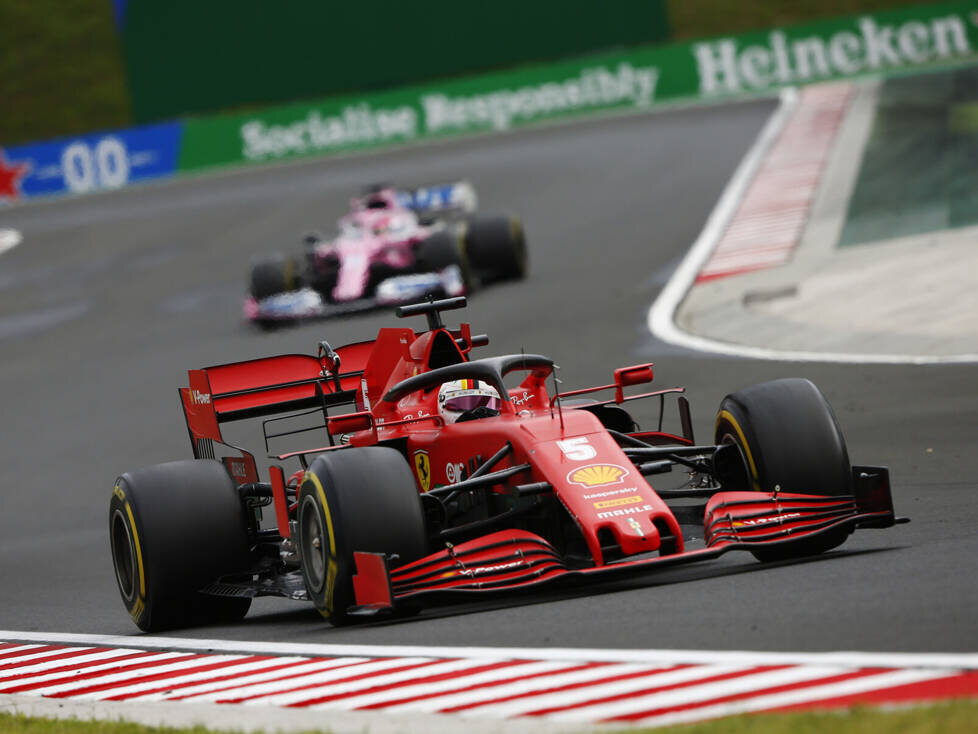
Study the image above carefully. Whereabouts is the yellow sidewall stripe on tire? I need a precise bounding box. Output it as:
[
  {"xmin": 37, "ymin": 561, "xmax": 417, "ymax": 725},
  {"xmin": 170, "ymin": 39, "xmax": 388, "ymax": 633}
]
[
  {"xmin": 284, "ymin": 258, "xmax": 296, "ymax": 291},
  {"xmin": 123, "ymin": 501, "xmax": 146, "ymax": 598},
  {"xmin": 716, "ymin": 409, "xmax": 761, "ymax": 491},
  {"xmin": 305, "ymin": 471, "xmax": 339, "ymax": 616}
]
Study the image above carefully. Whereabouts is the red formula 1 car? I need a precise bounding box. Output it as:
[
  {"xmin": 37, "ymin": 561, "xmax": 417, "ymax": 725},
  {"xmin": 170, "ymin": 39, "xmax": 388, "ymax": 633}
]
[{"xmin": 109, "ymin": 298, "xmax": 904, "ymax": 631}]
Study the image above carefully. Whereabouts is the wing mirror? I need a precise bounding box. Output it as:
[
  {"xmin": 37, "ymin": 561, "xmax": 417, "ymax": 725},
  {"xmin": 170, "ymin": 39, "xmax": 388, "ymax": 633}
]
[
  {"xmin": 328, "ymin": 410, "xmax": 373, "ymax": 434},
  {"xmin": 613, "ymin": 363, "xmax": 654, "ymax": 403}
]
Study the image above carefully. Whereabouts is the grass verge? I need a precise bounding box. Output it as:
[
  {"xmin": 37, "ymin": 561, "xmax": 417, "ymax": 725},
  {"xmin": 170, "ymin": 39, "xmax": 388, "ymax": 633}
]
[{"xmin": 1, "ymin": 698, "xmax": 976, "ymax": 734}]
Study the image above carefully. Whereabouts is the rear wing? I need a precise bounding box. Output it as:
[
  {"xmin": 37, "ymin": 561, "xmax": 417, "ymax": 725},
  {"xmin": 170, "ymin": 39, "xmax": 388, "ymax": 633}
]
[
  {"xmin": 179, "ymin": 298, "xmax": 489, "ymax": 472},
  {"xmin": 395, "ymin": 181, "xmax": 477, "ymax": 216},
  {"xmin": 180, "ymin": 340, "xmax": 374, "ymax": 460}
]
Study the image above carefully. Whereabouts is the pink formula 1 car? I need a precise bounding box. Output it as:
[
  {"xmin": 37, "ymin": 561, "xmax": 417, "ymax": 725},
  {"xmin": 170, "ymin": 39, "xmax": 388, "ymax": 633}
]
[{"xmin": 245, "ymin": 182, "xmax": 526, "ymax": 325}]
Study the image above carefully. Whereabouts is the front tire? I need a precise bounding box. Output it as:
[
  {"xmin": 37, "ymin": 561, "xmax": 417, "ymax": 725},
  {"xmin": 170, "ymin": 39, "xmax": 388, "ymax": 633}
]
[
  {"xmin": 297, "ymin": 447, "xmax": 427, "ymax": 625},
  {"xmin": 249, "ymin": 254, "xmax": 302, "ymax": 300},
  {"xmin": 714, "ymin": 378, "xmax": 853, "ymax": 561},
  {"xmin": 416, "ymin": 230, "xmax": 474, "ymax": 291},
  {"xmin": 464, "ymin": 215, "xmax": 527, "ymax": 284},
  {"xmin": 109, "ymin": 460, "xmax": 254, "ymax": 631}
]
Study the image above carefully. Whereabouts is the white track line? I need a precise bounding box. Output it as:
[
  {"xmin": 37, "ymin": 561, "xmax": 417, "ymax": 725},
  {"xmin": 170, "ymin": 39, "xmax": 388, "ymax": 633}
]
[
  {"xmin": 132, "ymin": 656, "xmax": 365, "ymax": 702},
  {"xmin": 0, "ymin": 646, "xmax": 95, "ymax": 665},
  {"xmin": 169, "ymin": 657, "xmax": 392, "ymax": 704},
  {"xmin": 1, "ymin": 631, "xmax": 976, "ymax": 671},
  {"xmin": 245, "ymin": 658, "xmax": 496, "ymax": 707},
  {"xmin": 371, "ymin": 662, "xmax": 633, "ymax": 714},
  {"xmin": 21, "ymin": 654, "xmax": 225, "ymax": 697},
  {"xmin": 197, "ymin": 657, "xmax": 438, "ymax": 705},
  {"xmin": 460, "ymin": 664, "xmax": 749, "ymax": 719},
  {"xmin": 0, "ymin": 652, "xmax": 191, "ymax": 690},
  {"xmin": 74, "ymin": 658, "xmax": 305, "ymax": 701},
  {"xmin": 646, "ymin": 88, "xmax": 978, "ymax": 364},
  {"xmin": 310, "ymin": 660, "xmax": 586, "ymax": 711},
  {"xmin": 0, "ymin": 648, "xmax": 155, "ymax": 680},
  {"xmin": 0, "ymin": 635, "xmax": 972, "ymax": 733},
  {"xmin": 0, "ymin": 228, "xmax": 22, "ymax": 256},
  {"xmin": 546, "ymin": 665, "xmax": 849, "ymax": 722},
  {"xmin": 0, "ymin": 645, "xmax": 45, "ymax": 657}
]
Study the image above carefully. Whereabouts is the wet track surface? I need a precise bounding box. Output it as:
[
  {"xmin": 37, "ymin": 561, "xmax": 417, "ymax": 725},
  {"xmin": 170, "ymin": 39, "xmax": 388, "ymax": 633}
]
[{"xmin": 1, "ymin": 100, "xmax": 975, "ymax": 653}]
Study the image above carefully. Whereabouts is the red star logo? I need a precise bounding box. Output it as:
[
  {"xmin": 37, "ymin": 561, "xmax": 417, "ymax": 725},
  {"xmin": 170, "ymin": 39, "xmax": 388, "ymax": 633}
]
[{"xmin": 0, "ymin": 149, "xmax": 31, "ymax": 200}]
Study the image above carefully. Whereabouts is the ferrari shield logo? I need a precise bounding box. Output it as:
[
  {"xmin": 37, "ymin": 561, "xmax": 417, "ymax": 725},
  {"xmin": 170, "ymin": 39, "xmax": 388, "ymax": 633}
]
[{"xmin": 414, "ymin": 450, "xmax": 431, "ymax": 492}]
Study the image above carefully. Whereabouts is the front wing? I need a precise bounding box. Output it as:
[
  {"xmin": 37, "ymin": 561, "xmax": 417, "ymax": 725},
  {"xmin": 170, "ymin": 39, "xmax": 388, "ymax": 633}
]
[
  {"xmin": 244, "ymin": 266, "xmax": 466, "ymax": 323},
  {"xmin": 350, "ymin": 466, "xmax": 903, "ymax": 616}
]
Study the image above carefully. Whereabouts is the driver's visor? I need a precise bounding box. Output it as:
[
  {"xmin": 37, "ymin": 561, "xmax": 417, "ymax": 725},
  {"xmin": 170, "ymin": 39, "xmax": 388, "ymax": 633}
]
[{"xmin": 444, "ymin": 395, "xmax": 501, "ymax": 413}]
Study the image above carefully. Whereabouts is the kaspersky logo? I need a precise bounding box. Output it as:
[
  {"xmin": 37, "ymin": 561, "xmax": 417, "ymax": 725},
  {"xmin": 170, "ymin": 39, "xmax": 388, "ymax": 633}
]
[
  {"xmin": 695, "ymin": 14, "xmax": 971, "ymax": 94},
  {"xmin": 0, "ymin": 149, "xmax": 31, "ymax": 201}
]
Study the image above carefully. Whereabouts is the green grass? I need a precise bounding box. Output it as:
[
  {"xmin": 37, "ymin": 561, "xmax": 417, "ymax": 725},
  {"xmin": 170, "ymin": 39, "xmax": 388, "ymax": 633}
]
[
  {"xmin": 646, "ymin": 699, "xmax": 978, "ymax": 733},
  {"xmin": 1, "ymin": 699, "xmax": 976, "ymax": 734},
  {"xmin": 0, "ymin": 717, "xmax": 223, "ymax": 734},
  {"xmin": 0, "ymin": 0, "xmax": 129, "ymax": 145}
]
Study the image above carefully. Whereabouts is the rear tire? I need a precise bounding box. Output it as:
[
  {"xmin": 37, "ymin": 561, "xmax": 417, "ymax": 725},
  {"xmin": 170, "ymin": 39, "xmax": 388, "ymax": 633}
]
[
  {"xmin": 297, "ymin": 447, "xmax": 427, "ymax": 625},
  {"xmin": 714, "ymin": 378, "xmax": 853, "ymax": 562},
  {"xmin": 465, "ymin": 215, "xmax": 527, "ymax": 283},
  {"xmin": 250, "ymin": 254, "xmax": 302, "ymax": 300},
  {"xmin": 109, "ymin": 460, "xmax": 254, "ymax": 632}
]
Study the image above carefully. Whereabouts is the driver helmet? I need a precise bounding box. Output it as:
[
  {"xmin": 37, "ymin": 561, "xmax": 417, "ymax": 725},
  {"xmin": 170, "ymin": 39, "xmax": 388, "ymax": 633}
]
[{"xmin": 438, "ymin": 379, "xmax": 501, "ymax": 423}]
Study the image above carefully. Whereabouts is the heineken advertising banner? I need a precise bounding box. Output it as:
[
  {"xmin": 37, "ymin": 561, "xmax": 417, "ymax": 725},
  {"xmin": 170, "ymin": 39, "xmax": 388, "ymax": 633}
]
[
  {"xmin": 3, "ymin": 2, "xmax": 977, "ymax": 203},
  {"xmin": 178, "ymin": 2, "xmax": 978, "ymax": 172}
]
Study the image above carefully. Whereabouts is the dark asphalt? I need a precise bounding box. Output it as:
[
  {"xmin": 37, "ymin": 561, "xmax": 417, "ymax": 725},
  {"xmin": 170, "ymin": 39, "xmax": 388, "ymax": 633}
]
[{"xmin": 1, "ymin": 101, "xmax": 974, "ymax": 653}]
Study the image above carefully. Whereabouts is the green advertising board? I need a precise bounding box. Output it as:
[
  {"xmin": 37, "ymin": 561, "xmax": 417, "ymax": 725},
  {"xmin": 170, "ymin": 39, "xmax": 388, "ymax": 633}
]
[{"xmin": 179, "ymin": 2, "xmax": 978, "ymax": 173}]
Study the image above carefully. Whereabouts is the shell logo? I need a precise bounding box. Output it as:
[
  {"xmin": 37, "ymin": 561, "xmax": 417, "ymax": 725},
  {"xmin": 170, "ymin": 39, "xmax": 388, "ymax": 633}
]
[{"xmin": 567, "ymin": 463, "xmax": 629, "ymax": 488}]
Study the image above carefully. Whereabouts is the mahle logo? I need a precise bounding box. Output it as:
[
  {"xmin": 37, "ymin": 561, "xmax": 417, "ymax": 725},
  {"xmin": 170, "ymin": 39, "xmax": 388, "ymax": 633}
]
[
  {"xmin": 597, "ymin": 503, "xmax": 653, "ymax": 520},
  {"xmin": 695, "ymin": 14, "xmax": 971, "ymax": 94}
]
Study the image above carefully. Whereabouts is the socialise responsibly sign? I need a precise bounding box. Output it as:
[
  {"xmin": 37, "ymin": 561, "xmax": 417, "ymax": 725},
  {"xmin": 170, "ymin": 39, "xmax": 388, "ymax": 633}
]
[{"xmin": 1, "ymin": 2, "xmax": 976, "ymax": 203}]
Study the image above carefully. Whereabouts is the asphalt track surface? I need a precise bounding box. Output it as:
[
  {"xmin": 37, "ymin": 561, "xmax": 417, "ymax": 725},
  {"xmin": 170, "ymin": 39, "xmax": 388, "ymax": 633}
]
[{"xmin": 1, "ymin": 100, "xmax": 975, "ymax": 656}]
